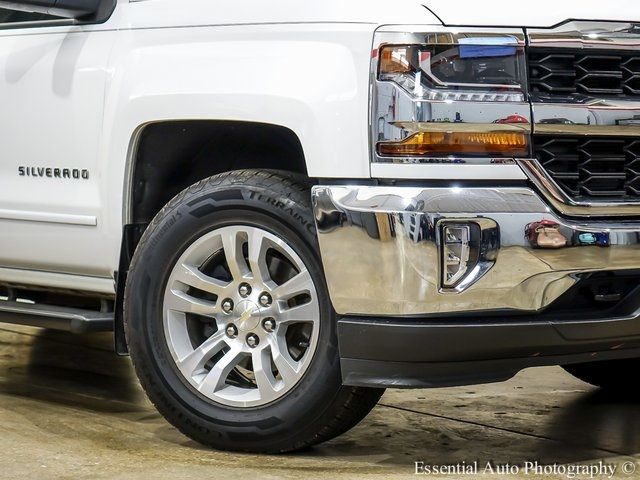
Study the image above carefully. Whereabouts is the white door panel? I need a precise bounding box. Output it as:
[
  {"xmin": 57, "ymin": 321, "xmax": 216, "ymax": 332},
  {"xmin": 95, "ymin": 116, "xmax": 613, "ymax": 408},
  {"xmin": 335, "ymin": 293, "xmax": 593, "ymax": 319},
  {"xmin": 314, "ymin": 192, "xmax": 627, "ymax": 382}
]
[{"xmin": 0, "ymin": 26, "xmax": 115, "ymax": 276}]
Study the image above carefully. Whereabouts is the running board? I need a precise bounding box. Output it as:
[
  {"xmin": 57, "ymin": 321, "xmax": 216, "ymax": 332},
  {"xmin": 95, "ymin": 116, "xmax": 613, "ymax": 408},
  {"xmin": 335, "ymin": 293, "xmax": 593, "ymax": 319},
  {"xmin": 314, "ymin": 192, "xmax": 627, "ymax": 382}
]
[{"xmin": 0, "ymin": 300, "xmax": 114, "ymax": 333}]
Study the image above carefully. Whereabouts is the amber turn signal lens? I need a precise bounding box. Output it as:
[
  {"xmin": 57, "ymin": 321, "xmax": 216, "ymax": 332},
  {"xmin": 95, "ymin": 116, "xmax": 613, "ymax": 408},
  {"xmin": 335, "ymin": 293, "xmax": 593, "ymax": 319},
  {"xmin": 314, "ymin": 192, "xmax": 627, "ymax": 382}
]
[
  {"xmin": 379, "ymin": 46, "xmax": 413, "ymax": 74},
  {"xmin": 377, "ymin": 131, "xmax": 529, "ymax": 157}
]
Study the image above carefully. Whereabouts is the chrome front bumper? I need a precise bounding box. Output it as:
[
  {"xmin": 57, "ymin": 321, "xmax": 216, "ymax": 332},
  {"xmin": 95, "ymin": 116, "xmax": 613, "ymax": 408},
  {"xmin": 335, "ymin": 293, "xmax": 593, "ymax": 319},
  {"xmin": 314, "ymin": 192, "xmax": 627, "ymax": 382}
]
[{"xmin": 312, "ymin": 185, "xmax": 640, "ymax": 316}]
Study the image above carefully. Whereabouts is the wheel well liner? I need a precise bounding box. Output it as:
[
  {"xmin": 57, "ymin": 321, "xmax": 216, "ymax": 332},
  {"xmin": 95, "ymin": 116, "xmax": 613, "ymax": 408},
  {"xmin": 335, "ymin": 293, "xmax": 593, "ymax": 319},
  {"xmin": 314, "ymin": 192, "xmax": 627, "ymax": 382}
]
[{"xmin": 129, "ymin": 120, "xmax": 308, "ymax": 224}]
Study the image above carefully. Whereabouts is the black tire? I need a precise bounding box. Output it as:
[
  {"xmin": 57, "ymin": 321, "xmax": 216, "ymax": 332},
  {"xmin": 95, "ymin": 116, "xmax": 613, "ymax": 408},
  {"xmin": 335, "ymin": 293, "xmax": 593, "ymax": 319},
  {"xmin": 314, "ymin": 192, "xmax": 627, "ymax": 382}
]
[
  {"xmin": 562, "ymin": 358, "xmax": 640, "ymax": 390},
  {"xmin": 125, "ymin": 169, "xmax": 383, "ymax": 453}
]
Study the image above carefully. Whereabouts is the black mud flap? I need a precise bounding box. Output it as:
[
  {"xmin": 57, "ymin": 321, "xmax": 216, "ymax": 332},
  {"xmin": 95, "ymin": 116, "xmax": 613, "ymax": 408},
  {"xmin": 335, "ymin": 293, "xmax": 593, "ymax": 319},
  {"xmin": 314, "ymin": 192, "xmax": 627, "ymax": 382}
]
[{"xmin": 114, "ymin": 223, "xmax": 147, "ymax": 355}]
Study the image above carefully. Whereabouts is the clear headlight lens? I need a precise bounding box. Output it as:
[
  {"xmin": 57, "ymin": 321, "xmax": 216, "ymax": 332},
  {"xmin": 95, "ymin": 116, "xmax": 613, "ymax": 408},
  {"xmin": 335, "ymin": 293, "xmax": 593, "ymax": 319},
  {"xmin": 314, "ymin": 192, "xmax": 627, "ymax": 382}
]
[{"xmin": 378, "ymin": 39, "xmax": 527, "ymax": 102}]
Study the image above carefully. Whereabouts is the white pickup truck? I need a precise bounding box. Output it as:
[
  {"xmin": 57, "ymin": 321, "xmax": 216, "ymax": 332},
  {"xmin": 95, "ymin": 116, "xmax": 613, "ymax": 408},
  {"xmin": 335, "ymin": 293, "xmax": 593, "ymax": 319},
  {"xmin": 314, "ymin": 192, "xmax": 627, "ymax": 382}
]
[{"xmin": 0, "ymin": 0, "xmax": 639, "ymax": 453}]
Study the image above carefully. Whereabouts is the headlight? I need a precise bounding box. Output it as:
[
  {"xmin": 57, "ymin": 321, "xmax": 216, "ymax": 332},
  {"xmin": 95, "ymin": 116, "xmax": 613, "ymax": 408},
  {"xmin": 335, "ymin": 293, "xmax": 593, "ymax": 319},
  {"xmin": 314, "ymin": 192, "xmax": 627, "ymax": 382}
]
[{"xmin": 372, "ymin": 27, "xmax": 531, "ymax": 161}]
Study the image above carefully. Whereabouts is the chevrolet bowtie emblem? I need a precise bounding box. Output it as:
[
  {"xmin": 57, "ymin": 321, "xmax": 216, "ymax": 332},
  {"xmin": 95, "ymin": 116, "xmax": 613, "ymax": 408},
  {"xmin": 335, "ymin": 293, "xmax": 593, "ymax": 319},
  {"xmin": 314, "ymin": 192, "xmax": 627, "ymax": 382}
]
[{"xmin": 239, "ymin": 307, "xmax": 254, "ymax": 324}]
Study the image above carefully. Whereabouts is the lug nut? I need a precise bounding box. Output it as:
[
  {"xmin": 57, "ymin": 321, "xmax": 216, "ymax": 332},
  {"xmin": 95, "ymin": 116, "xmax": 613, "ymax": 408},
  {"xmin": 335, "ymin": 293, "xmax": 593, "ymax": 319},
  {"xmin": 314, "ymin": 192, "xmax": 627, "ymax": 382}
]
[
  {"xmin": 226, "ymin": 324, "xmax": 238, "ymax": 338},
  {"xmin": 238, "ymin": 283, "xmax": 252, "ymax": 297},
  {"xmin": 262, "ymin": 318, "xmax": 276, "ymax": 332},
  {"xmin": 246, "ymin": 333, "xmax": 259, "ymax": 348},
  {"xmin": 259, "ymin": 292, "xmax": 272, "ymax": 307},
  {"xmin": 221, "ymin": 299, "xmax": 234, "ymax": 313}
]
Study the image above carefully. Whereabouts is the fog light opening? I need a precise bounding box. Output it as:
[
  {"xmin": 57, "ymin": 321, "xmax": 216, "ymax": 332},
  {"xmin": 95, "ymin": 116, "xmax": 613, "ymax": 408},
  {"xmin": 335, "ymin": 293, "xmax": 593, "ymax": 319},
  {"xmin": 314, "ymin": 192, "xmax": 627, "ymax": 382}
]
[
  {"xmin": 442, "ymin": 224, "xmax": 473, "ymax": 288},
  {"xmin": 439, "ymin": 218, "xmax": 499, "ymax": 292}
]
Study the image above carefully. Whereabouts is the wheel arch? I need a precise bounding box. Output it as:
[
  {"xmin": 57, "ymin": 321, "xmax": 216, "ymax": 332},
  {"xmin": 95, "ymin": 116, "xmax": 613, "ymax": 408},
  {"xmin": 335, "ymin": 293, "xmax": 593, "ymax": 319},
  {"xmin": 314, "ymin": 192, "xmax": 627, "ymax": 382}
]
[{"xmin": 124, "ymin": 119, "xmax": 309, "ymax": 226}]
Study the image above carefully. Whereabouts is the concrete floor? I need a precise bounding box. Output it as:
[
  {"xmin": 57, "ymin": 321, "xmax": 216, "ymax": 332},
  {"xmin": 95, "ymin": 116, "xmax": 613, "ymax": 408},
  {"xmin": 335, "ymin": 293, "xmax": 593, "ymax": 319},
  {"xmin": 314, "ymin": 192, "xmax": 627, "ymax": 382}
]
[{"xmin": 0, "ymin": 325, "xmax": 639, "ymax": 480}]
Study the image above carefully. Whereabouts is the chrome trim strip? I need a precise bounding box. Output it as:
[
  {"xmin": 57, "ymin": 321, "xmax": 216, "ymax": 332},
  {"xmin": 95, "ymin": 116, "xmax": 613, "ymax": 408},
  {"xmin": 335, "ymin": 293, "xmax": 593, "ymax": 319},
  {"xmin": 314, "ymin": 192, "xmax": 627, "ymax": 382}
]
[
  {"xmin": 392, "ymin": 121, "xmax": 529, "ymax": 134},
  {"xmin": 319, "ymin": 186, "xmax": 545, "ymax": 214},
  {"xmin": 528, "ymin": 21, "xmax": 640, "ymax": 50},
  {"xmin": 313, "ymin": 184, "xmax": 640, "ymax": 316},
  {"xmin": 376, "ymin": 25, "xmax": 526, "ymax": 45},
  {"xmin": 535, "ymin": 123, "xmax": 640, "ymax": 136},
  {"xmin": 374, "ymin": 157, "xmax": 518, "ymax": 165},
  {"xmin": 532, "ymin": 99, "xmax": 640, "ymax": 136},
  {"xmin": 371, "ymin": 162, "xmax": 527, "ymax": 180},
  {"xmin": 518, "ymin": 159, "xmax": 640, "ymax": 216},
  {"xmin": 0, "ymin": 208, "xmax": 97, "ymax": 226}
]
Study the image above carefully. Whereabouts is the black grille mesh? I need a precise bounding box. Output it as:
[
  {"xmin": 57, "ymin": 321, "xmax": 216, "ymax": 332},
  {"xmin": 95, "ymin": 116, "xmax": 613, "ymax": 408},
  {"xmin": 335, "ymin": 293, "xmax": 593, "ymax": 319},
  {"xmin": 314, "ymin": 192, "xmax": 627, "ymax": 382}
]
[
  {"xmin": 533, "ymin": 136, "xmax": 640, "ymax": 199},
  {"xmin": 529, "ymin": 49, "xmax": 640, "ymax": 96}
]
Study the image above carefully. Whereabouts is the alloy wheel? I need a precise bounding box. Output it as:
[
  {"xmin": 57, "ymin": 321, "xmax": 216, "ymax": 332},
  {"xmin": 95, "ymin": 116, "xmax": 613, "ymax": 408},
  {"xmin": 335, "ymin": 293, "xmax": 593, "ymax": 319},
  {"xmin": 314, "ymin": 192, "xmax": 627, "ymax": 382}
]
[{"xmin": 163, "ymin": 225, "xmax": 320, "ymax": 408}]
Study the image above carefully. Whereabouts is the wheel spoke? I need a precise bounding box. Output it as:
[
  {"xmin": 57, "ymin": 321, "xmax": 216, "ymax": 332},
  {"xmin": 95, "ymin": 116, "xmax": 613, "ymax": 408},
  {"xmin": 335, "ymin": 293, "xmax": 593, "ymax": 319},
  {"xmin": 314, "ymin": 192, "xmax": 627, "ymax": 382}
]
[
  {"xmin": 197, "ymin": 344, "xmax": 244, "ymax": 394},
  {"xmin": 277, "ymin": 300, "xmax": 318, "ymax": 325},
  {"xmin": 252, "ymin": 347, "xmax": 278, "ymax": 400},
  {"xmin": 271, "ymin": 338, "xmax": 300, "ymax": 386},
  {"xmin": 166, "ymin": 289, "xmax": 218, "ymax": 317},
  {"xmin": 246, "ymin": 229, "xmax": 272, "ymax": 285},
  {"xmin": 173, "ymin": 263, "xmax": 228, "ymax": 296},
  {"xmin": 220, "ymin": 229, "xmax": 248, "ymax": 282},
  {"xmin": 272, "ymin": 269, "xmax": 313, "ymax": 301},
  {"xmin": 177, "ymin": 330, "xmax": 227, "ymax": 378}
]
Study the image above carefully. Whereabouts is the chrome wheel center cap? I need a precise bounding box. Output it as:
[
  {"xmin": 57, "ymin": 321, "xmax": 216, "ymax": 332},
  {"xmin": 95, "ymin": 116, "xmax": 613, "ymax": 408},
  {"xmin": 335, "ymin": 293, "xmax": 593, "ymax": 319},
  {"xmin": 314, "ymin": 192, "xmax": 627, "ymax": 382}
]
[{"xmin": 234, "ymin": 299, "xmax": 261, "ymax": 332}]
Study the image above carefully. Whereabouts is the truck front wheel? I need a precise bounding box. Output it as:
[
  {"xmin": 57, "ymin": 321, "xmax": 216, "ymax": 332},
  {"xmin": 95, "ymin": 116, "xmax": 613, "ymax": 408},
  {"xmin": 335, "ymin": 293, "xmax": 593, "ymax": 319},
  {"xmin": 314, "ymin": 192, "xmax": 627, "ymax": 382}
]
[{"xmin": 124, "ymin": 170, "xmax": 383, "ymax": 452}]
